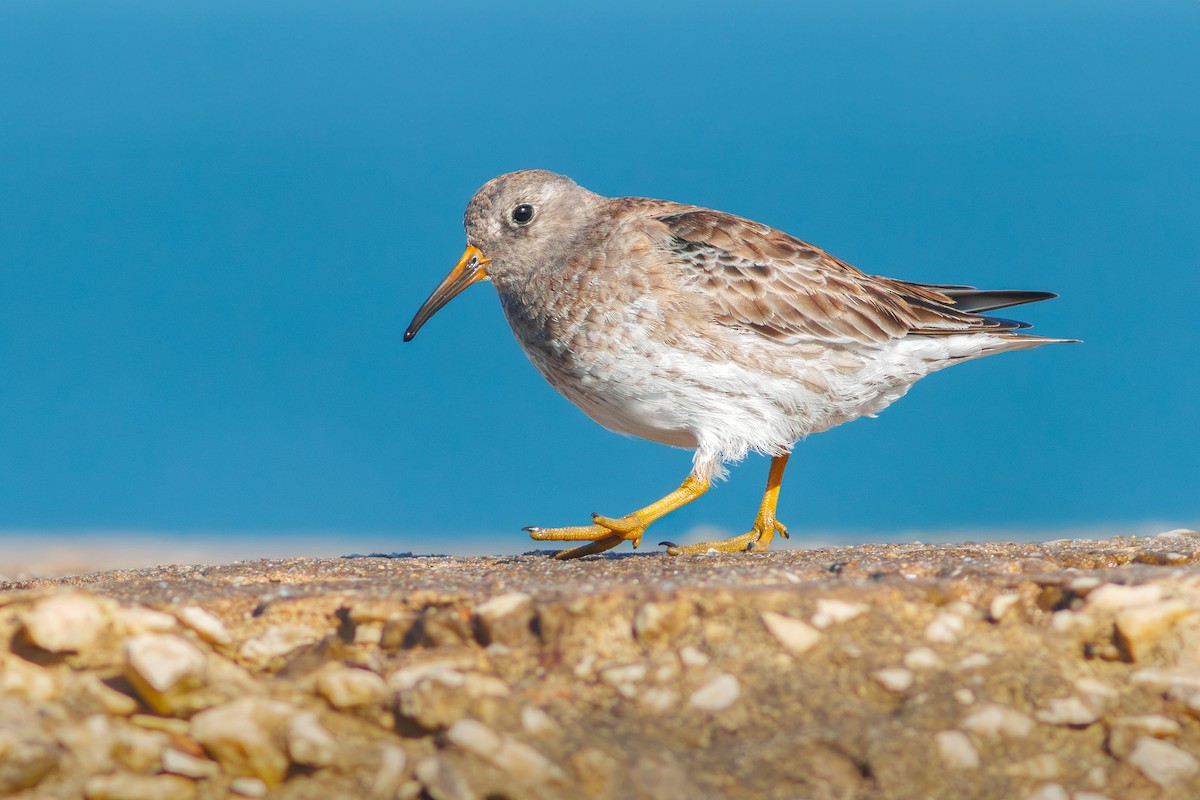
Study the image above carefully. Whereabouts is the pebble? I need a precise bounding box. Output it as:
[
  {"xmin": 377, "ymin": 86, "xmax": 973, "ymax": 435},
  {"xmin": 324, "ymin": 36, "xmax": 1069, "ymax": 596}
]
[
  {"xmin": 1107, "ymin": 714, "xmax": 1181, "ymax": 758},
  {"xmin": 1035, "ymin": 695, "xmax": 1101, "ymax": 727},
  {"xmin": 925, "ymin": 613, "xmax": 966, "ymax": 644},
  {"xmin": 22, "ymin": 593, "xmax": 109, "ymax": 652},
  {"xmin": 1075, "ymin": 793, "xmax": 1113, "ymax": 800},
  {"xmin": 1025, "ymin": 784, "xmax": 1067, "ymax": 800},
  {"xmin": 317, "ymin": 666, "xmax": 388, "ymax": 709},
  {"xmin": 83, "ymin": 773, "xmax": 196, "ymax": 800},
  {"xmin": 989, "ymin": 593, "xmax": 1021, "ymax": 621},
  {"xmin": 414, "ymin": 755, "xmax": 474, "ymax": 800},
  {"xmin": 177, "ymin": 606, "xmax": 232, "ymax": 646},
  {"xmin": 125, "ymin": 634, "xmax": 207, "ymax": 694},
  {"xmin": 113, "ymin": 606, "xmax": 178, "ymax": 636},
  {"xmin": 161, "ymin": 748, "xmax": 219, "ymax": 779},
  {"xmin": 954, "ymin": 689, "xmax": 975, "ymax": 705},
  {"xmin": 371, "ymin": 746, "xmax": 408, "ymax": 798},
  {"xmin": 679, "ymin": 645, "xmax": 710, "ymax": 668},
  {"xmin": 1114, "ymin": 600, "xmax": 1194, "ymax": 661},
  {"xmin": 446, "ymin": 719, "xmax": 564, "ymax": 783},
  {"xmin": 601, "ymin": 663, "xmax": 648, "ymax": 686},
  {"xmin": 934, "ymin": 730, "xmax": 979, "ymax": 769},
  {"xmin": 873, "ymin": 668, "xmax": 914, "ymax": 692},
  {"xmin": 0, "ymin": 727, "xmax": 60, "ymax": 794},
  {"xmin": 1127, "ymin": 736, "xmax": 1199, "ymax": 786},
  {"xmin": 688, "ymin": 674, "xmax": 741, "ymax": 712},
  {"xmin": 811, "ymin": 599, "xmax": 868, "ymax": 629},
  {"xmin": 521, "ymin": 706, "xmax": 561, "ymax": 737},
  {"xmin": 1130, "ymin": 667, "xmax": 1200, "ymax": 691},
  {"xmin": 963, "ymin": 704, "xmax": 1033, "ymax": 739},
  {"xmin": 230, "ymin": 776, "xmax": 268, "ymax": 798},
  {"xmin": 640, "ymin": 687, "xmax": 679, "ymax": 713},
  {"xmin": 904, "ymin": 647, "xmax": 943, "ymax": 670},
  {"xmin": 0, "ymin": 653, "xmax": 59, "ymax": 701},
  {"xmin": 190, "ymin": 697, "xmax": 294, "ymax": 786},
  {"xmin": 1087, "ymin": 583, "xmax": 1163, "ymax": 610},
  {"xmin": 473, "ymin": 592, "xmax": 534, "ymax": 645},
  {"xmin": 958, "ymin": 653, "xmax": 991, "ymax": 670},
  {"xmin": 238, "ymin": 628, "xmax": 315, "ymax": 662},
  {"xmin": 761, "ymin": 612, "xmax": 822, "ymax": 655},
  {"xmin": 285, "ymin": 711, "xmax": 337, "ymax": 768}
]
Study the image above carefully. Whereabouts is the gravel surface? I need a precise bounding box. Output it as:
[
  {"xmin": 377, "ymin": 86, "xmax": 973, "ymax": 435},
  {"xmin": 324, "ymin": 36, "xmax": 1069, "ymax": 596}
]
[{"xmin": 3, "ymin": 533, "xmax": 1200, "ymax": 799}]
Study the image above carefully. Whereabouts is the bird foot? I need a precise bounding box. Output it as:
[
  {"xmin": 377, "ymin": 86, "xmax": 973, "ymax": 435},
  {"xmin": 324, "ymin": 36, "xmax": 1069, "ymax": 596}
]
[
  {"xmin": 662, "ymin": 517, "xmax": 788, "ymax": 556},
  {"xmin": 525, "ymin": 513, "xmax": 649, "ymax": 560}
]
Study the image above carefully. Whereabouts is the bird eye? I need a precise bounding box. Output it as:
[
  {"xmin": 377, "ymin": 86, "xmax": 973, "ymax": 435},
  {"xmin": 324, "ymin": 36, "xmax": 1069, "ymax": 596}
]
[{"xmin": 511, "ymin": 204, "xmax": 535, "ymax": 225}]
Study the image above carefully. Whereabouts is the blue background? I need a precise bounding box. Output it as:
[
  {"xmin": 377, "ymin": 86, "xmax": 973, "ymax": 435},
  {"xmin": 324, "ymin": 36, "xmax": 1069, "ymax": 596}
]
[{"xmin": 1, "ymin": 1, "xmax": 1197, "ymax": 558}]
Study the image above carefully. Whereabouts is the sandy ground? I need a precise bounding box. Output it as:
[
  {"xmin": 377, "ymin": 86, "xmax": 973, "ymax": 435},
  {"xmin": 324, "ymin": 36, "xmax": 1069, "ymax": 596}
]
[{"xmin": 3, "ymin": 531, "xmax": 1200, "ymax": 798}]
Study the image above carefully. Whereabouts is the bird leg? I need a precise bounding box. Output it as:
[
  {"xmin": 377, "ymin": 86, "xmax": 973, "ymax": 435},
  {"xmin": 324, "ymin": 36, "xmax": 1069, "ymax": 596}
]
[
  {"xmin": 527, "ymin": 476, "xmax": 710, "ymax": 560},
  {"xmin": 665, "ymin": 455, "xmax": 790, "ymax": 555}
]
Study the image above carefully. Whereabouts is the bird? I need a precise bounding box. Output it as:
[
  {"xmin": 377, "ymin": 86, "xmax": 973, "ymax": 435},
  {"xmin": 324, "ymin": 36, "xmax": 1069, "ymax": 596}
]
[{"xmin": 404, "ymin": 170, "xmax": 1071, "ymax": 560}]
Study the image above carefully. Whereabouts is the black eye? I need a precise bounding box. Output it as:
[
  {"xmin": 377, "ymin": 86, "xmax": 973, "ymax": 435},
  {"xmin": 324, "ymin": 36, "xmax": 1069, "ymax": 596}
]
[{"xmin": 511, "ymin": 204, "xmax": 535, "ymax": 224}]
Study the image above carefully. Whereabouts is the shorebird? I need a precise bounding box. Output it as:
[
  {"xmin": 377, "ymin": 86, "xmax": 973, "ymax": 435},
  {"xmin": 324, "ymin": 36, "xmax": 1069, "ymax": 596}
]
[{"xmin": 405, "ymin": 170, "xmax": 1070, "ymax": 559}]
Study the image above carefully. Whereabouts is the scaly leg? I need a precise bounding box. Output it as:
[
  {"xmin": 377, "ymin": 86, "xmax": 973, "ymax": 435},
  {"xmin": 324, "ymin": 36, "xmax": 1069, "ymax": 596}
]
[
  {"xmin": 527, "ymin": 476, "xmax": 710, "ymax": 560},
  {"xmin": 664, "ymin": 454, "xmax": 790, "ymax": 555}
]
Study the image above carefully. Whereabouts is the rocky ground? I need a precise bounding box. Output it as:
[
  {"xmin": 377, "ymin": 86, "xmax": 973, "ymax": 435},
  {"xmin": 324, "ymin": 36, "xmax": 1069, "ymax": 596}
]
[{"xmin": 3, "ymin": 533, "xmax": 1200, "ymax": 799}]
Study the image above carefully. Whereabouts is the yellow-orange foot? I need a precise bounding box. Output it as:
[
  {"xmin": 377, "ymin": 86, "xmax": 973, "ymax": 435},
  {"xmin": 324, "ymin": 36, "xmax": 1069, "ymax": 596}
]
[
  {"xmin": 662, "ymin": 516, "xmax": 789, "ymax": 556},
  {"xmin": 526, "ymin": 512, "xmax": 650, "ymax": 560}
]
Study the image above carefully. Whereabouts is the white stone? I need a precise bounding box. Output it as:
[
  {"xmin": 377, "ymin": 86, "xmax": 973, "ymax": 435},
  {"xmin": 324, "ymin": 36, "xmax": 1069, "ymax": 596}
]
[
  {"xmin": 387, "ymin": 660, "xmax": 470, "ymax": 691},
  {"xmin": 447, "ymin": 719, "xmax": 503, "ymax": 757},
  {"xmin": 1025, "ymin": 784, "xmax": 1068, "ymax": 800},
  {"xmin": 1074, "ymin": 793, "xmax": 1113, "ymax": 800},
  {"xmin": 989, "ymin": 593, "xmax": 1021, "ymax": 621},
  {"xmin": 1127, "ymin": 737, "xmax": 1199, "ymax": 786},
  {"xmin": 1036, "ymin": 696, "xmax": 1101, "ymax": 727},
  {"xmin": 177, "ymin": 606, "xmax": 231, "ymax": 646},
  {"xmin": 125, "ymin": 634, "xmax": 208, "ymax": 693},
  {"xmin": 954, "ymin": 689, "xmax": 976, "ymax": 705},
  {"xmin": 521, "ymin": 706, "xmax": 561, "ymax": 737},
  {"xmin": 161, "ymin": 748, "xmax": 218, "ymax": 778},
  {"xmin": 114, "ymin": 606, "xmax": 177, "ymax": 635},
  {"xmin": 1115, "ymin": 600, "xmax": 1194, "ymax": 661},
  {"xmin": 934, "ymin": 730, "xmax": 979, "ymax": 769},
  {"xmin": 230, "ymin": 777, "xmax": 268, "ymax": 797},
  {"xmin": 873, "ymin": 668, "xmax": 914, "ymax": 692},
  {"xmin": 371, "ymin": 746, "xmax": 408, "ymax": 798},
  {"xmin": 811, "ymin": 599, "xmax": 868, "ymax": 629},
  {"xmin": 600, "ymin": 664, "xmax": 647, "ymax": 686},
  {"xmin": 1108, "ymin": 714, "xmax": 1182, "ymax": 757},
  {"xmin": 904, "ymin": 647, "xmax": 943, "ymax": 670},
  {"xmin": 958, "ymin": 653, "xmax": 991, "ymax": 670},
  {"xmin": 1087, "ymin": 583, "xmax": 1163, "ymax": 610},
  {"xmin": 688, "ymin": 674, "xmax": 741, "ymax": 712},
  {"xmin": 1130, "ymin": 667, "xmax": 1200, "ymax": 691},
  {"xmin": 925, "ymin": 613, "xmax": 965, "ymax": 644},
  {"xmin": 962, "ymin": 704, "xmax": 1035, "ymax": 739},
  {"xmin": 22, "ymin": 593, "xmax": 109, "ymax": 652},
  {"xmin": 463, "ymin": 673, "xmax": 510, "ymax": 699},
  {"xmin": 286, "ymin": 711, "xmax": 337, "ymax": 768},
  {"xmin": 761, "ymin": 612, "xmax": 821, "ymax": 655},
  {"xmin": 190, "ymin": 697, "xmax": 294, "ymax": 786},
  {"xmin": 0, "ymin": 653, "xmax": 59, "ymax": 701},
  {"xmin": 1074, "ymin": 677, "xmax": 1117, "ymax": 699},
  {"xmin": 317, "ymin": 666, "xmax": 387, "ymax": 709},
  {"xmin": 1069, "ymin": 576, "xmax": 1102, "ymax": 592},
  {"xmin": 679, "ymin": 645, "xmax": 709, "ymax": 668},
  {"xmin": 238, "ymin": 628, "xmax": 315, "ymax": 662},
  {"xmin": 475, "ymin": 592, "xmax": 532, "ymax": 620},
  {"xmin": 639, "ymin": 688, "xmax": 679, "ymax": 713}
]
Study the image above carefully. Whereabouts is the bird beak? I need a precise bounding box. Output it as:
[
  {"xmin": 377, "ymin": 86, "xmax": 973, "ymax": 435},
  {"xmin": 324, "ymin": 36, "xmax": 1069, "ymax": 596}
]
[{"xmin": 404, "ymin": 245, "xmax": 491, "ymax": 342}]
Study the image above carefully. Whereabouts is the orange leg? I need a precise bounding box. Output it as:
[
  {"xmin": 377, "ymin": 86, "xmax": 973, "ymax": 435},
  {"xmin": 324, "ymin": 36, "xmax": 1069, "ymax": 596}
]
[
  {"xmin": 527, "ymin": 476, "xmax": 709, "ymax": 560},
  {"xmin": 664, "ymin": 454, "xmax": 790, "ymax": 555}
]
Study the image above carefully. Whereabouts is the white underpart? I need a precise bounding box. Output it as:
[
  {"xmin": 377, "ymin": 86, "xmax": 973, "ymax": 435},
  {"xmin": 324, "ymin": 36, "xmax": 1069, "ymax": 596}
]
[{"xmin": 501, "ymin": 291, "xmax": 1026, "ymax": 484}]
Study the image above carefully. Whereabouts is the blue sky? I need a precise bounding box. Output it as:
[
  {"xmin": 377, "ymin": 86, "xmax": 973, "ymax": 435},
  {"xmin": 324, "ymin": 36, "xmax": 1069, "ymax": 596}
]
[{"xmin": 1, "ymin": 0, "xmax": 1197, "ymax": 558}]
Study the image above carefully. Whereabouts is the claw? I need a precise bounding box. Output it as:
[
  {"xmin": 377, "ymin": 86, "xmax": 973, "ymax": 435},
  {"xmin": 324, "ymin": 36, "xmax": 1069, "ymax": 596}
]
[{"xmin": 658, "ymin": 541, "xmax": 677, "ymax": 548}]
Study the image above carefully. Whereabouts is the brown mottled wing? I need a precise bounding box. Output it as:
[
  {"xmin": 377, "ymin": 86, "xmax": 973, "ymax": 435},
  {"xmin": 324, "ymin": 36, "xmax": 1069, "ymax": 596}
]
[{"xmin": 652, "ymin": 209, "xmax": 1023, "ymax": 345}]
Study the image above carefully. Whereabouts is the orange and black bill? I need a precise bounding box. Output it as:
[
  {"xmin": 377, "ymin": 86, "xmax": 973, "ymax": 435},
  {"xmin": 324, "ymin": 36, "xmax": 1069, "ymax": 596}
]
[{"xmin": 404, "ymin": 245, "xmax": 491, "ymax": 342}]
